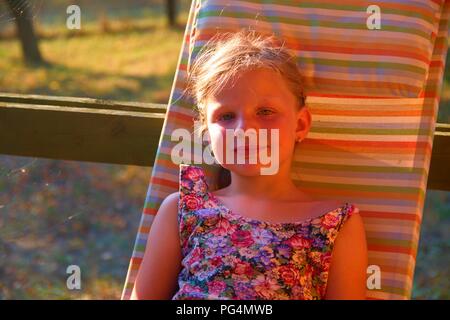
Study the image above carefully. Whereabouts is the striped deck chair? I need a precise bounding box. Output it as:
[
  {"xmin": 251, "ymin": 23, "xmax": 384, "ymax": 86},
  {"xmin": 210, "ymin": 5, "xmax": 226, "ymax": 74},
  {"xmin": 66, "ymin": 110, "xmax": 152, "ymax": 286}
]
[{"xmin": 121, "ymin": 0, "xmax": 450, "ymax": 300}]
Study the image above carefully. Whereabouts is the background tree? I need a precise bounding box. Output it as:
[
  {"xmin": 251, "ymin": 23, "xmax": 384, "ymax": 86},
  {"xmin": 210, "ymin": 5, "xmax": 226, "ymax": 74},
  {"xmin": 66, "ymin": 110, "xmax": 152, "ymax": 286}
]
[
  {"xmin": 166, "ymin": 0, "xmax": 177, "ymax": 27},
  {"xmin": 5, "ymin": 0, "xmax": 44, "ymax": 65}
]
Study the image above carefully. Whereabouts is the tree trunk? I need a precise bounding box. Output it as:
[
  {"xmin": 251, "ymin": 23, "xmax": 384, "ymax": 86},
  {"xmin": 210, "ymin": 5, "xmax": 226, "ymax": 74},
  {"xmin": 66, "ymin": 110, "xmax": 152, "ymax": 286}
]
[
  {"xmin": 166, "ymin": 0, "xmax": 177, "ymax": 27},
  {"xmin": 5, "ymin": 0, "xmax": 44, "ymax": 65}
]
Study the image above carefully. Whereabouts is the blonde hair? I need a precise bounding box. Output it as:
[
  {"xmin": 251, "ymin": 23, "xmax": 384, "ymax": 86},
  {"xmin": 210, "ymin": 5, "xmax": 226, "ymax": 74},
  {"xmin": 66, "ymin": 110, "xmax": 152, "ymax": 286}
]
[{"xmin": 185, "ymin": 29, "xmax": 306, "ymax": 138}]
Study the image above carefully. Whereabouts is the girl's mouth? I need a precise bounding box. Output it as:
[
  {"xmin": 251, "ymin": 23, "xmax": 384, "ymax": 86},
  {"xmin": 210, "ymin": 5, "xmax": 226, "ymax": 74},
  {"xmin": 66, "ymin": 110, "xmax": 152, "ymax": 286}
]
[{"xmin": 233, "ymin": 145, "xmax": 269, "ymax": 153}]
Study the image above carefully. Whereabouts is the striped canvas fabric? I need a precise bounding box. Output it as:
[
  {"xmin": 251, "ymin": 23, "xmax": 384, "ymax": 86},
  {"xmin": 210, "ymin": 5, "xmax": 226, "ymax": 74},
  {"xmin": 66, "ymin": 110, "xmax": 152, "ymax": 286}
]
[
  {"xmin": 188, "ymin": 0, "xmax": 444, "ymax": 98},
  {"xmin": 121, "ymin": 0, "xmax": 449, "ymax": 300},
  {"xmin": 291, "ymin": 96, "xmax": 438, "ymax": 299}
]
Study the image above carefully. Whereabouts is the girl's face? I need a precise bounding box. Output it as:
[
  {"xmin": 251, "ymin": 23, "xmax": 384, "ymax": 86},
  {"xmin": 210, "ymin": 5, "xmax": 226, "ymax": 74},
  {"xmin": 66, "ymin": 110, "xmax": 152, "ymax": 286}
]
[{"xmin": 205, "ymin": 67, "xmax": 311, "ymax": 176}]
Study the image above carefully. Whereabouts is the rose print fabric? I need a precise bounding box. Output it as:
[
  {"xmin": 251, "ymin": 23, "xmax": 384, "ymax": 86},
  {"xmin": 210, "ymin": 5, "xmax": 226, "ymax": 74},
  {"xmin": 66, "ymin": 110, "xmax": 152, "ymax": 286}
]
[{"xmin": 172, "ymin": 164, "xmax": 359, "ymax": 300}]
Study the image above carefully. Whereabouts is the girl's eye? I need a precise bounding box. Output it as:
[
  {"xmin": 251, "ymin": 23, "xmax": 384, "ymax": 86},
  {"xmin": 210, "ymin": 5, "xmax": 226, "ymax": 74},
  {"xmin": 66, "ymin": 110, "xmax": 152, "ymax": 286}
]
[
  {"xmin": 217, "ymin": 112, "xmax": 235, "ymax": 122},
  {"xmin": 257, "ymin": 107, "xmax": 275, "ymax": 116}
]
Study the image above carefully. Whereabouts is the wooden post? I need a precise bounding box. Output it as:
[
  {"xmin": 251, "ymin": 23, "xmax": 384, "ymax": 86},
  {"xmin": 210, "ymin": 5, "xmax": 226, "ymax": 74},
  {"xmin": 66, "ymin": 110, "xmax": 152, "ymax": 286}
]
[{"xmin": 5, "ymin": 0, "xmax": 44, "ymax": 65}]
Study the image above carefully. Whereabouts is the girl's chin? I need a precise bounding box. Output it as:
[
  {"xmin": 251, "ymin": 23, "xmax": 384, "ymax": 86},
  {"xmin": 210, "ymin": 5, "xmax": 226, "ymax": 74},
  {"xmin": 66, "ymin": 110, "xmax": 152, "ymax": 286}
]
[{"xmin": 222, "ymin": 163, "xmax": 269, "ymax": 175}]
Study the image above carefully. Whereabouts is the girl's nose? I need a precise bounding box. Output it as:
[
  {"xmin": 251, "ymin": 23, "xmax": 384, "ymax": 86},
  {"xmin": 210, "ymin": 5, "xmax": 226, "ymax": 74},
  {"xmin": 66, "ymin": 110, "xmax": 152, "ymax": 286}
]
[{"xmin": 235, "ymin": 114, "xmax": 256, "ymax": 132}]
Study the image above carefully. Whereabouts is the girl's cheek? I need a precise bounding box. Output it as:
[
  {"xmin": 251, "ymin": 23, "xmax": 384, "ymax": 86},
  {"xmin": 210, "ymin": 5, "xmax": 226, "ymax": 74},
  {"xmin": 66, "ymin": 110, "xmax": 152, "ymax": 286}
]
[
  {"xmin": 209, "ymin": 120, "xmax": 292, "ymax": 148},
  {"xmin": 207, "ymin": 125, "xmax": 224, "ymax": 141},
  {"xmin": 207, "ymin": 126, "xmax": 226, "ymax": 152}
]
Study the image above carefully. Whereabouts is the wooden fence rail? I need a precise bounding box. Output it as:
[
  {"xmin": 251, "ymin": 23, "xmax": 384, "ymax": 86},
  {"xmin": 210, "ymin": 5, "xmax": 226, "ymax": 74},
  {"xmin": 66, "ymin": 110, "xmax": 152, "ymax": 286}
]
[{"xmin": 1, "ymin": 93, "xmax": 449, "ymax": 191}]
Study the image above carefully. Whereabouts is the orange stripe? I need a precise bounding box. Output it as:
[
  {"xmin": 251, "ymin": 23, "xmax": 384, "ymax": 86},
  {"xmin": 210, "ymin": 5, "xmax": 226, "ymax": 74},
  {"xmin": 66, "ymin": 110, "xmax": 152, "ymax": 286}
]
[
  {"xmin": 143, "ymin": 208, "xmax": 157, "ymax": 215},
  {"xmin": 157, "ymin": 158, "xmax": 181, "ymax": 169},
  {"xmin": 310, "ymin": 109, "xmax": 430, "ymax": 117},
  {"xmin": 431, "ymin": 0, "xmax": 443, "ymax": 6},
  {"xmin": 304, "ymin": 139, "xmax": 430, "ymax": 150},
  {"xmin": 292, "ymin": 43, "xmax": 430, "ymax": 63},
  {"xmin": 329, "ymin": 0, "xmax": 438, "ymax": 20},
  {"xmin": 362, "ymin": 211, "xmax": 420, "ymax": 222},
  {"xmin": 151, "ymin": 177, "xmax": 179, "ymax": 189},
  {"xmin": 308, "ymin": 93, "xmax": 398, "ymax": 99},
  {"xmin": 167, "ymin": 109, "xmax": 195, "ymax": 123},
  {"xmin": 430, "ymin": 60, "xmax": 445, "ymax": 68},
  {"xmin": 301, "ymin": 143, "xmax": 429, "ymax": 154},
  {"xmin": 365, "ymin": 264, "xmax": 410, "ymax": 275},
  {"xmin": 270, "ymin": 36, "xmax": 431, "ymax": 62},
  {"xmin": 179, "ymin": 63, "xmax": 186, "ymax": 72},
  {"xmin": 368, "ymin": 244, "xmax": 416, "ymax": 257},
  {"xmin": 305, "ymin": 77, "xmax": 421, "ymax": 92},
  {"xmin": 131, "ymin": 257, "xmax": 142, "ymax": 265},
  {"xmin": 139, "ymin": 226, "xmax": 151, "ymax": 234},
  {"xmin": 302, "ymin": 189, "xmax": 422, "ymax": 202}
]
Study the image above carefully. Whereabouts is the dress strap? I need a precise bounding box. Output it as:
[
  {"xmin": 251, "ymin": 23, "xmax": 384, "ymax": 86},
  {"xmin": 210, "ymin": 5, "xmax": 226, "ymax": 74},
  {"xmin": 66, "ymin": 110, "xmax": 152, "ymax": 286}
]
[
  {"xmin": 178, "ymin": 164, "xmax": 212, "ymax": 251},
  {"xmin": 322, "ymin": 203, "xmax": 360, "ymax": 244},
  {"xmin": 178, "ymin": 164, "xmax": 210, "ymax": 211}
]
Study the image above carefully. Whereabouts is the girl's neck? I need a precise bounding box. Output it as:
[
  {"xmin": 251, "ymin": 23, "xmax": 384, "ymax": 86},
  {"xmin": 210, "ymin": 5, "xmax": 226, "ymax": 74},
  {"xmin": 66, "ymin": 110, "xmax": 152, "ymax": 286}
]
[{"xmin": 220, "ymin": 161, "xmax": 314, "ymax": 203}]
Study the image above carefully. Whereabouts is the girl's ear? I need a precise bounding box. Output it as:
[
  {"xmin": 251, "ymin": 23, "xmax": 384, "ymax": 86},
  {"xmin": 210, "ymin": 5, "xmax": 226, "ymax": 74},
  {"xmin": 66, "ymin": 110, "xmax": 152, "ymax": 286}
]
[{"xmin": 295, "ymin": 106, "xmax": 312, "ymax": 142}]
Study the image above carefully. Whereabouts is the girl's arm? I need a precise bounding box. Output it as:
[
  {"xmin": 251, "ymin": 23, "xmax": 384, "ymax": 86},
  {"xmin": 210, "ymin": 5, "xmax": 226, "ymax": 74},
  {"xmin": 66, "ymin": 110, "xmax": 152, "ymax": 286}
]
[
  {"xmin": 324, "ymin": 212, "xmax": 368, "ymax": 300},
  {"xmin": 130, "ymin": 192, "xmax": 182, "ymax": 300}
]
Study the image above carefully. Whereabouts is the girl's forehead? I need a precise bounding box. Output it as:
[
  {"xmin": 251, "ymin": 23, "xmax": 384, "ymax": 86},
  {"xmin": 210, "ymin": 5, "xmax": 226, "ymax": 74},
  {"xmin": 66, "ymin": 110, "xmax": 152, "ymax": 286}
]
[
  {"xmin": 207, "ymin": 89, "xmax": 295, "ymax": 113},
  {"xmin": 231, "ymin": 67, "xmax": 285, "ymax": 88},
  {"xmin": 208, "ymin": 94, "xmax": 285, "ymax": 108},
  {"xmin": 205, "ymin": 68, "xmax": 296, "ymax": 111},
  {"xmin": 207, "ymin": 69, "xmax": 294, "ymax": 106}
]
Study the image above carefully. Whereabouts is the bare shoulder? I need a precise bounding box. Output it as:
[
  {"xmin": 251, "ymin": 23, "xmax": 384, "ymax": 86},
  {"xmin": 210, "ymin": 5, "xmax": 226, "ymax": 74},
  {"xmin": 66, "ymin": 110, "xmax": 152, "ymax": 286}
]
[
  {"xmin": 340, "ymin": 206, "xmax": 365, "ymax": 237},
  {"xmin": 161, "ymin": 191, "xmax": 180, "ymax": 206},
  {"xmin": 131, "ymin": 190, "xmax": 182, "ymax": 299},
  {"xmin": 147, "ymin": 191, "xmax": 181, "ymax": 236},
  {"xmin": 333, "ymin": 205, "xmax": 367, "ymax": 266},
  {"xmin": 155, "ymin": 191, "xmax": 180, "ymax": 220},
  {"xmin": 325, "ymin": 206, "xmax": 367, "ymax": 299}
]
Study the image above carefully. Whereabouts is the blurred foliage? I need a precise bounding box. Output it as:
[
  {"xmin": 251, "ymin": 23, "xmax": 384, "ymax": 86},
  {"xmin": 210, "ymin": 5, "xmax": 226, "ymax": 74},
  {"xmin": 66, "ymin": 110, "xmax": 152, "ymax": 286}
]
[
  {"xmin": 0, "ymin": 0, "xmax": 448, "ymax": 300},
  {"xmin": 412, "ymin": 190, "xmax": 450, "ymax": 299},
  {"xmin": 0, "ymin": 0, "xmax": 190, "ymax": 103},
  {"xmin": 0, "ymin": 157, "xmax": 150, "ymax": 299}
]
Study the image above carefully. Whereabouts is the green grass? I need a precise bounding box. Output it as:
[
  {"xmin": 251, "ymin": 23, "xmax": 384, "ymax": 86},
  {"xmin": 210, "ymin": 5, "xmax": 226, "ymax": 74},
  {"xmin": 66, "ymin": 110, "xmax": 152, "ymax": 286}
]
[
  {"xmin": 0, "ymin": 12, "xmax": 187, "ymax": 103},
  {"xmin": 0, "ymin": 158, "xmax": 150, "ymax": 299}
]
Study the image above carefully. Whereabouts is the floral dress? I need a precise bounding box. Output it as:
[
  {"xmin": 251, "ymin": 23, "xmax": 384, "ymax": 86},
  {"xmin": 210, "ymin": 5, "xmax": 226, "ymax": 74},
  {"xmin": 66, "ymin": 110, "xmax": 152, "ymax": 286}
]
[{"xmin": 172, "ymin": 164, "xmax": 359, "ymax": 300}]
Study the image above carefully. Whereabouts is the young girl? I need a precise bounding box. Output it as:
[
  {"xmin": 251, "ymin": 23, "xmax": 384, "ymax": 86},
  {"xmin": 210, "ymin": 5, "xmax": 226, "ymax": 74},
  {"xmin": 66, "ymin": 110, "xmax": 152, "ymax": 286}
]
[{"xmin": 131, "ymin": 29, "xmax": 368, "ymax": 300}]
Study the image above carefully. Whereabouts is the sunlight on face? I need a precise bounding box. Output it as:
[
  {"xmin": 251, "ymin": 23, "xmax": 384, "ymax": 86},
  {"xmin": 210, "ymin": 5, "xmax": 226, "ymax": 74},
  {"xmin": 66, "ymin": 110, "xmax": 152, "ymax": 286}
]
[{"xmin": 205, "ymin": 67, "xmax": 310, "ymax": 176}]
